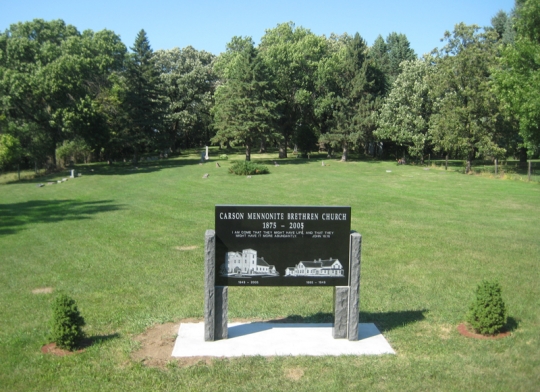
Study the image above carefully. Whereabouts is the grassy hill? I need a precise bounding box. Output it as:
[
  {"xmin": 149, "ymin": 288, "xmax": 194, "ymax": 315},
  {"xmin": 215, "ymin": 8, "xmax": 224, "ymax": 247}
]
[{"xmin": 1, "ymin": 151, "xmax": 539, "ymax": 391}]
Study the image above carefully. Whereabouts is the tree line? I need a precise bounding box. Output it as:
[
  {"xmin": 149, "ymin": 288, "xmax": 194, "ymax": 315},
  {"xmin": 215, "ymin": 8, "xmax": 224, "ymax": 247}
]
[{"xmin": 1, "ymin": 0, "xmax": 538, "ymax": 173}]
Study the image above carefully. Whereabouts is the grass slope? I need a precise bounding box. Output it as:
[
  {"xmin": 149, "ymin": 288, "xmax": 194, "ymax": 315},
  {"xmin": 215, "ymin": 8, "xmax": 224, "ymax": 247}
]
[{"xmin": 1, "ymin": 152, "xmax": 539, "ymax": 391}]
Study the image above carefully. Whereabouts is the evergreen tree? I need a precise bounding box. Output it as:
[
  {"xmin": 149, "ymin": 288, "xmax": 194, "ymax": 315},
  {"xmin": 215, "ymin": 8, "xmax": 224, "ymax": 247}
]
[
  {"xmin": 369, "ymin": 35, "xmax": 390, "ymax": 93},
  {"xmin": 123, "ymin": 30, "xmax": 166, "ymax": 162},
  {"xmin": 491, "ymin": 10, "xmax": 510, "ymax": 39},
  {"xmin": 385, "ymin": 32, "xmax": 417, "ymax": 84}
]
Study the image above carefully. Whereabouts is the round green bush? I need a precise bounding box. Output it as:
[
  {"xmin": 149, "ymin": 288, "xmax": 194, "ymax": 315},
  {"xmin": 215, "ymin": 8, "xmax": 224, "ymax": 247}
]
[
  {"xmin": 50, "ymin": 293, "xmax": 86, "ymax": 350},
  {"xmin": 466, "ymin": 280, "xmax": 507, "ymax": 335},
  {"xmin": 228, "ymin": 161, "xmax": 269, "ymax": 176}
]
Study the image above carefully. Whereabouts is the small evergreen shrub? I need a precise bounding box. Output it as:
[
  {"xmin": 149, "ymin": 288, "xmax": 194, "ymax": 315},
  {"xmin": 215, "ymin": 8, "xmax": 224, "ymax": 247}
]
[
  {"xmin": 219, "ymin": 154, "xmax": 229, "ymax": 160},
  {"xmin": 466, "ymin": 280, "xmax": 507, "ymax": 335},
  {"xmin": 50, "ymin": 293, "xmax": 86, "ymax": 350},
  {"xmin": 229, "ymin": 161, "xmax": 269, "ymax": 176}
]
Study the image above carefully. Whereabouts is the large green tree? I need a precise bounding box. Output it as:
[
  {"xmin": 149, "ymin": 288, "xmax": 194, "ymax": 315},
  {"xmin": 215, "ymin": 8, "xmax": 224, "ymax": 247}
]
[
  {"xmin": 211, "ymin": 37, "xmax": 278, "ymax": 161},
  {"xmin": 317, "ymin": 33, "xmax": 385, "ymax": 161},
  {"xmin": 375, "ymin": 57, "xmax": 434, "ymax": 161},
  {"xmin": 0, "ymin": 19, "xmax": 125, "ymax": 166},
  {"xmin": 259, "ymin": 23, "xmax": 328, "ymax": 158},
  {"xmin": 494, "ymin": 0, "xmax": 540, "ymax": 157},
  {"xmin": 429, "ymin": 23, "xmax": 505, "ymax": 173},
  {"xmin": 154, "ymin": 46, "xmax": 216, "ymax": 151}
]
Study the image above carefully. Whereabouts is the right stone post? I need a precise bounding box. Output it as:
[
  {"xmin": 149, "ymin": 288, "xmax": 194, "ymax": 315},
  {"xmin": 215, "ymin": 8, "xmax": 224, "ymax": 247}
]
[{"xmin": 348, "ymin": 232, "xmax": 362, "ymax": 341}]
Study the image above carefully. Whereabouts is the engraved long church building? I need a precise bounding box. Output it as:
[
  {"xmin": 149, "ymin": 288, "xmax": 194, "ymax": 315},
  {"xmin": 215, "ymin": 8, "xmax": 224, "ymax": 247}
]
[{"xmin": 285, "ymin": 258, "xmax": 344, "ymax": 277}]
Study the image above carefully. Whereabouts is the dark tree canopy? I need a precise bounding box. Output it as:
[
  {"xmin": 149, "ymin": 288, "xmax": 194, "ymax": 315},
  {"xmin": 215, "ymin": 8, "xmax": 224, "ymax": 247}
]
[{"xmin": 0, "ymin": 12, "xmax": 534, "ymax": 171}]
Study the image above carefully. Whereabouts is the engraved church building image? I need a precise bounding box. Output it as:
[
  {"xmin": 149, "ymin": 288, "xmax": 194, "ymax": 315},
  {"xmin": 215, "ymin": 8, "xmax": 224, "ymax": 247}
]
[
  {"xmin": 285, "ymin": 258, "xmax": 344, "ymax": 277},
  {"xmin": 220, "ymin": 249, "xmax": 279, "ymax": 277}
]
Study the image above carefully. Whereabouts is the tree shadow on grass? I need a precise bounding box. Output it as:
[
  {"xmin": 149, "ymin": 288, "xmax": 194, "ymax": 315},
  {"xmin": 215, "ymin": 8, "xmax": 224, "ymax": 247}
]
[
  {"xmin": 263, "ymin": 309, "xmax": 427, "ymax": 332},
  {"xmin": 79, "ymin": 332, "xmax": 120, "ymax": 349},
  {"xmin": 74, "ymin": 158, "xmax": 204, "ymax": 177},
  {"xmin": 1, "ymin": 158, "xmax": 207, "ymax": 184},
  {"xmin": 0, "ymin": 199, "xmax": 124, "ymax": 235},
  {"xmin": 503, "ymin": 316, "xmax": 520, "ymax": 333}
]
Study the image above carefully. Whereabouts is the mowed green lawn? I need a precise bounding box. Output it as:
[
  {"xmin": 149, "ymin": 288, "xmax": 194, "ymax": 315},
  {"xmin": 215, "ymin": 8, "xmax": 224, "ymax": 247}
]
[{"xmin": 1, "ymin": 152, "xmax": 539, "ymax": 391}]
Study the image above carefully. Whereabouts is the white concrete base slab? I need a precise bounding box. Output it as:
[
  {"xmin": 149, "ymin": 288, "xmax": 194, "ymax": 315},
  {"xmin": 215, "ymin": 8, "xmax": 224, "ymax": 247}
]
[{"xmin": 172, "ymin": 322, "xmax": 395, "ymax": 357}]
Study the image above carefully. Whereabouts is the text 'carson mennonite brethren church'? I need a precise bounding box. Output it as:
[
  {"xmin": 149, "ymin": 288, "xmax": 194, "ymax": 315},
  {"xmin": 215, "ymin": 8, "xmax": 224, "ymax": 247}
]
[{"xmin": 218, "ymin": 211, "xmax": 348, "ymax": 221}]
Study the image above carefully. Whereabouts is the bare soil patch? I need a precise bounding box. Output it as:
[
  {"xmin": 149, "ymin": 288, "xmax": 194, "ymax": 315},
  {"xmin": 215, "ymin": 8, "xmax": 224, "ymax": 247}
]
[
  {"xmin": 174, "ymin": 246, "xmax": 198, "ymax": 251},
  {"xmin": 457, "ymin": 323, "xmax": 511, "ymax": 339},
  {"xmin": 32, "ymin": 287, "xmax": 53, "ymax": 294},
  {"xmin": 131, "ymin": 319, "xmax": 216, "ymax": 368},
  {"xmin": 130, "ymin": 317, "xmax": 309, "ymax": 368},
  {"xmin": 41, "ymin": 343, "xmax": 84, "ymax": 356},
  {"xmin": 284, "ymin": 367, "xmax": 305, "ymax": 381}
]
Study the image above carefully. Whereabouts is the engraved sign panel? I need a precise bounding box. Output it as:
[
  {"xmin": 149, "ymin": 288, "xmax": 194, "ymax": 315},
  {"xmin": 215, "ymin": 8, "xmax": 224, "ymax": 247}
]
[{"xmin": 215, "ymin": 205, "xmax": 351, "ymax": 287}]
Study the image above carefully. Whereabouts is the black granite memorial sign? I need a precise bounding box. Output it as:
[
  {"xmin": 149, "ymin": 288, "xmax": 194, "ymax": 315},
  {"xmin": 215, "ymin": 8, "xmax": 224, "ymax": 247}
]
[{"xmin": 215, "ymin": 205, "xmax": 351, "ymax": 287}]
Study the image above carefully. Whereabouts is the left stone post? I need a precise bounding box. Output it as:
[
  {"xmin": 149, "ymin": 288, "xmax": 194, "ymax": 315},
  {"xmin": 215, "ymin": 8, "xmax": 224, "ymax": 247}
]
[{"xmin": 204, "ymin": 229, "xmax": 228, "ymax": 341}]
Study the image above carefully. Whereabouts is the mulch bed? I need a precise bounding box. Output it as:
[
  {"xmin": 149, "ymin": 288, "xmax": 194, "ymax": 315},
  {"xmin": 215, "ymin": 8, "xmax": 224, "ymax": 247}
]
[{"xmin": 457, "ymin": 323, "xmax": 511, "ymax": 340}]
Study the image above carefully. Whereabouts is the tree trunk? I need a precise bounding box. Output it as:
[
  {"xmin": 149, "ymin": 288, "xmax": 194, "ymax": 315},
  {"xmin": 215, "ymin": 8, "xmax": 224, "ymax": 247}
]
[
  {"xmin": 132, "ymin": 149, "xmax": 138, "ymax": 165},
  {"xmin": 519, "ymin": 147, "xmax": 528, "ymax": 168},
  {"xmin": 245, "ymin": 144, "xmax": 251, "ymax": 161},
  {"xmin": 445, "ymin": 154, "xmax": 448, "ymax": 170},
  {"xmin": 185, "ymin": 132, "xmax": 190, "ymax": 149},
  {"xmin": 466, "ymin": 153, "xmax": 473, "ymax": 174},
  {"xmin": 278, "ymin": 140, "xmax": 287, "ymax": 158},
  {"xmin": 341, "ymin": 142, "xmax": 348, "ymax": 162},
  {"xmin": 18, "ymin": 163, "xmax": 20, "ymax": 181},
  {"xmin": 52, "ymin": 142, "xmax": 57, "ymax": 167},
  {"xmin": 259, "ymin": 139, "xmax": 266, "ymax": 153}
]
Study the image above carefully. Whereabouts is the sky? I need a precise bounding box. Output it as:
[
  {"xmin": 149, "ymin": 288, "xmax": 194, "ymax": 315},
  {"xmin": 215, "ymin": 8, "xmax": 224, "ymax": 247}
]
[{"xmin": 1, "ymin": 0, "xmax": 516, "ymax": 56}]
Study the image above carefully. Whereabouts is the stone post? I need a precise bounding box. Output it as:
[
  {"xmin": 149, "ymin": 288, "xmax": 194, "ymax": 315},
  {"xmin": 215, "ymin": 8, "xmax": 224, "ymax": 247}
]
[
  {"xmin": 204, "ymin": 230, "xmax": 228, "ymax": 341},
  {"xmin": 333, "ymin": 286, "xmax": 349, "ymax": 338},
  {"xmin": 204, "ymin": 230, "xmax": 216, "ymax": 341},
  {"xmin": 348, "ymin": 232, "xmax": 362, "ymax": 341},
  {"xmin": 215, "ymin": 286, "xmax": 228, "ymax": 339}
]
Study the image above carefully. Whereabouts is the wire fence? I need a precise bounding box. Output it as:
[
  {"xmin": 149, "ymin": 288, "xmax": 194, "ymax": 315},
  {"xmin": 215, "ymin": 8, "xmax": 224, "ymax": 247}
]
[{"xmin": 429, "ymin": 159, "xmax": 540, "ymax": 183}]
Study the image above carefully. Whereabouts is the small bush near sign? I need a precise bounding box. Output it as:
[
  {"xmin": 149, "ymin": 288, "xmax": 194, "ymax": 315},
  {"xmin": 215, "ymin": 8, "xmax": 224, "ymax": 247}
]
[
  {"xmin": 467, "ymin": 280, "xmax": 507, "ymax": 335},
  {"xmin": 50, "ymin": 293, "xmax": 86, "ymax": 350},
  {"xmin": 229, "ymin": 161, "xmax": 269, "ymax": 176}
]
